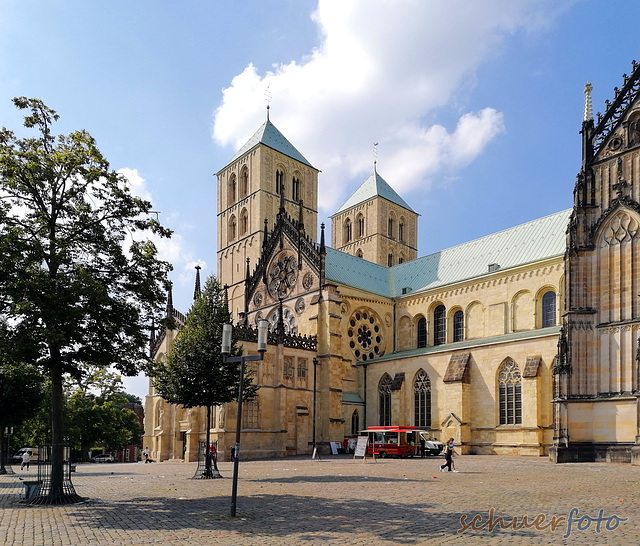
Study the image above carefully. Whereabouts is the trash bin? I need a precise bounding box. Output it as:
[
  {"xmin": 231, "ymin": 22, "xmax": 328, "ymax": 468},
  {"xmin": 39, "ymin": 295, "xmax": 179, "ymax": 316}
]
[{"xmin": 23, "ymin": 481, "xmax": 41, "ymax": 500}]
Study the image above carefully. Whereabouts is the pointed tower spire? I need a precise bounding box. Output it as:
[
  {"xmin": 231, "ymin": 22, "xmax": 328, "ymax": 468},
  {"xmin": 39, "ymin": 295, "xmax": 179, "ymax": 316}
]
[
  {"xmin": 320, "ymin": 222, "xmax": 326, "ymax": 255},
  {"xmin": 193, "ymin": 265, "xmax": 201, "ymax": 300},
  {"xmin": 583, "ymin": 82, "xmax": 593, "ymax": 122},
  {"xmin": 267, "ymin": 104, "xmax": 270, "ymax": 121},
  {"xmin": 223, "ymin": 284, "xmax": 230, "ymax": 314},
  {"xmin": 166, "ymin": 281, "xmax": 174, "ymax": 318},
  {"xmin": 298, "ymin": 199, "xmax": 304, "ymax": 231}
]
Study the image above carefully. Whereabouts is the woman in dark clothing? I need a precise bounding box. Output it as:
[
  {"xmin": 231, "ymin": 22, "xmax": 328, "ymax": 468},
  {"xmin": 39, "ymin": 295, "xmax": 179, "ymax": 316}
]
[{"xmin": 439, "ymin": 438, "xmax": 457, "ymax": 472}]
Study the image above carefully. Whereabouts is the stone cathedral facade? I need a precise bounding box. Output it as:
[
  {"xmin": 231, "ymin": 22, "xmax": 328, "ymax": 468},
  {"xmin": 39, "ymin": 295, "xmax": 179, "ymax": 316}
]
[{"xmin": 145, "ymin": 62, "xmax": 640, "ymax": 465}]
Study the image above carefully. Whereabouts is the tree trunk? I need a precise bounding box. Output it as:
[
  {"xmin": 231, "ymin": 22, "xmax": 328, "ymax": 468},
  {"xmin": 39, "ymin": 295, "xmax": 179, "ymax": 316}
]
[
  {"xmin": 0, "ymin": 431, "xmax": 5, "ymax": 474},
  {"xmin": 49, "ymin": 357, "xmax": 65, "ymax": 501},
  {"xmin": 204, "ymin": 405, "xmax": 212, "ymax": 477}
]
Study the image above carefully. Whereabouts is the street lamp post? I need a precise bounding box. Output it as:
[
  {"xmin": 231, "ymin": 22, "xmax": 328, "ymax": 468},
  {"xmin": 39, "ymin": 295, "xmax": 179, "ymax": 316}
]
[
  {"xmin": 312, "ymin": 357, "xmax": 319, "ymax": 458},
  {"xmin": 221, "ymin": 319, "xmax": 268, "ymax": 518}
]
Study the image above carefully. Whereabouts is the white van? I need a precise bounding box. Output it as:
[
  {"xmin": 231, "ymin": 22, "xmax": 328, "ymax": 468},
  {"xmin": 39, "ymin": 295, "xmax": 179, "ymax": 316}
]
[{"xmin": 11, "ymin": 447, "xmax": 39, "ymax": 464}]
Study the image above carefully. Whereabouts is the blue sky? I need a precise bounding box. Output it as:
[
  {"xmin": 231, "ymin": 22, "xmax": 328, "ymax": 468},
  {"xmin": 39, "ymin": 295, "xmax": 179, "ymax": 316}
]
[{"xmin": 2, "ymin": 0, "xmax": 639, "ymax": 398}]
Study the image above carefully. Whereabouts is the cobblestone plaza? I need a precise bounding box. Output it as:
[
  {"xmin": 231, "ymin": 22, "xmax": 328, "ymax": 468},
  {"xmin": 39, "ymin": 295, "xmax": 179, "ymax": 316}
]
[{"xmin": 1, "ymin": 455, "xmax": 638, "ymax": 545}]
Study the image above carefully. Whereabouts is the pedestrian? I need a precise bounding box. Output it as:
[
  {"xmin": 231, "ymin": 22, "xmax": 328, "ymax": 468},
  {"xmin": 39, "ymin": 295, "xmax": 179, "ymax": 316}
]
[
  {"xmin": 439, "ymin": 438, "xmax": 458, "ymax": 472},
  {"xmin": 21, "ymin": 450, "xmax": 31, "ymax": 471},
  {"xmin": 420, "ymin": 436, "xmax": 426, "ymax": 457},
  {"xmin": 142, "ymin": 447, "xmax": 150, "ymax": 463}
]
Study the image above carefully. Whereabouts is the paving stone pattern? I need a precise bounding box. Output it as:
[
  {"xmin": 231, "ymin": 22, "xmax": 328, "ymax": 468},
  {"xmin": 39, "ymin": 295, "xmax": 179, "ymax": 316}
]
[{"xmin": 0, "ymin": 455, "xmax": 639, "ymax": 545}]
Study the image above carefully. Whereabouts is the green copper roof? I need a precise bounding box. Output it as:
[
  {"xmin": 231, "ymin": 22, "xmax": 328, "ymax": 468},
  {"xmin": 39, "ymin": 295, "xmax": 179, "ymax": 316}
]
[
  {"xmin": 223, "ymin": 118, "xmax": 315, "ymax": 170},
  {"xmin": 355, "ymin": 326, "xmax": 562, "ymax": 366},
  {"xmin": 325, "ymin": 209, "xmax": 571, "ymax": 298},
  {"xmin": 333, "ymin": 166, "xmax": 414, "ymax": 214}
]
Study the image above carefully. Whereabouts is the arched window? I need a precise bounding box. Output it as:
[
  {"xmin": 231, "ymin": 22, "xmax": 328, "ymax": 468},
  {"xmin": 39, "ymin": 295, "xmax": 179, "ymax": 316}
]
[
  {"xmin": 297, "ymin": 358, "xmax": 307, "ymax": 378},
  {"xmin": 398, "ymin": 220, "xmax": 405, "ymax": 243},
  {"xmin": 240, "ymin": 208, "xmax": 248, "ymax": 236},
  {"xmin": 542, "ymin": 291, "xmax": 556, "ymax": 328},
  {"xmin": 388, "ymin": 217, "xmax": 394, "ymax": 239},
  {"xmin": 398, "ymin": 255, "xmax": 404, "ymax": 264},
  {"xmin": 417, "ymin": 317, "xmax": 427, "ymax": 348},
  {"xmin": 283, "ymin": 356, "xmax": 294, "ymax": 378},
  {"xmin": 357, "ymin": 214, "xmax": 365, "ymax": 237},
  {"xmin": 228, "ymin": 215, "xmax": 237, "ymax": 242},
  {"xmin": 292, "ymin": 176, "xmax": 300, "ymax": 202},
  {"xmin": 388, "ymin": 253, "xmax": 393, "ymax": 267},
  {"xmin": 344, "ymin": 218, "xmax": 352, "ymax": 243},
  {"xmin": 275, "ymin": 169, "xmax": 284, "ymax": 196},
  {"xmin": 356, "ymin": 249, "xmax": 364, "ymax": 258},
  {"xmin": 243, "ymin": 397, "xmax": 260, "ymax": 429},
  {"xmin": 228, "ymin": 175, "xmax": 236, "ymax": 204},
  {"xmin": 434, "ymin": 305, "xmax": 446, "ymax": 345},
  {"xmin": 499, "ymin": 360, "xmax": 522, "ymax": 425},
  {"xmin": 240, "ymin": 167, "xmax": 249, "ymax": 198},
  {"xmin": 453, "ymin": 310, "xmax": 464, "ymax": 342},
  {"xmin": 378, "ymin": 374, "xmax": 392, "ymax": 426},
  {"xmin": 351, "ymin": 409, "xmax": 360, "ymax": 436},
  {"xmin": 414, "ymin": 370, "xmax": 432, "ymax": 428}
]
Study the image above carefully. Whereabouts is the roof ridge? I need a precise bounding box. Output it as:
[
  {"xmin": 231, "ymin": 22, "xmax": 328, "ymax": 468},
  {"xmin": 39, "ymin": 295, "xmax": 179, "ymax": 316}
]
[{"xmin": 219, "ymin": 119, "xmax": 315, "ymax": 172}]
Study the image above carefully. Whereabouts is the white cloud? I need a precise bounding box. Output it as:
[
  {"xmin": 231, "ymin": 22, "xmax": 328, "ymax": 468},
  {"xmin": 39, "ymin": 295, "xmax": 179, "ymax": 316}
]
[
  {"xmin": 117, "ymin": 167, "xmax": 203, "ymax": 308},
  {"xmin": 118, "ymin": 168, "xmax": 152, "ymax": 202},
  {"xmin": 213, "ymin": 0, "xmax": 558, "ymax": 212}
]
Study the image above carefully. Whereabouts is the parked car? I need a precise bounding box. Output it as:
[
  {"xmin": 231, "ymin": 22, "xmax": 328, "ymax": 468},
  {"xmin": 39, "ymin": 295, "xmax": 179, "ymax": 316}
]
[
  {"xmin": 11, "ymin": 447, "xmax": 39, "ymax": 464},
  {"xmin": 420, "ymin": 434, "xmax": 444, "ymax": 456},
  {"xmin": 90, "ymin": 453, "xmax": 118, "ymax": 463}
]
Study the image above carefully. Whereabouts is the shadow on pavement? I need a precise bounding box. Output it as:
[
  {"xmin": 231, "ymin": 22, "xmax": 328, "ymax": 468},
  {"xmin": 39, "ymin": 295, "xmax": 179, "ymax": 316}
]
[{"xmin": 69, "ymin": 493, "xmax": 542, "ymax": 544}]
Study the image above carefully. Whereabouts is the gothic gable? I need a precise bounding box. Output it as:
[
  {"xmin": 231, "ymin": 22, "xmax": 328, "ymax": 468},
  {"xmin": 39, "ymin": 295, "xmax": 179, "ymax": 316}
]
[
  {"xmin": 589, "ymin": 59, "xmax": 640, "ymax": 163},
  {"xmin": 243, "ymin": 206, "xmax": 322, "ymax": 332}
]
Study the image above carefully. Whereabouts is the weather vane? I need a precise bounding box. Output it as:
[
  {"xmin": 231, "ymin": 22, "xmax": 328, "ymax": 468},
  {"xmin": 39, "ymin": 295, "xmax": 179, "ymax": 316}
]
[
  {"xmin": 265, "ymin": 85, "xmax": 272, "ymax": 119},
  {"xmin": 373, "ymin": 142, "xmax": 379, "ymax": 167}
]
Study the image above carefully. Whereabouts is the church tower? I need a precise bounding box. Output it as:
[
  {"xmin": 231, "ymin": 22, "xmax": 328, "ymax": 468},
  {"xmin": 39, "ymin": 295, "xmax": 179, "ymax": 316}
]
[
  {"xmin": 216, "ymin": 110, "xmax": 319, "ymax": 320},
  {"xmin": 330, "ymin": 163, "xmax": 418, "ymax": 266},
  {"xmin": 552, "ymin": 61, "xmax": 640, "ymax": 464}
]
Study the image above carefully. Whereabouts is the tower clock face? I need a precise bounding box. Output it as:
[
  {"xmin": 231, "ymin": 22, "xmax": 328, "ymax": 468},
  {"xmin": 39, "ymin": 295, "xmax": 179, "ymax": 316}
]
[{"xmin": 267, "ymin": 252, "xmax": 298, "ymax": 298}]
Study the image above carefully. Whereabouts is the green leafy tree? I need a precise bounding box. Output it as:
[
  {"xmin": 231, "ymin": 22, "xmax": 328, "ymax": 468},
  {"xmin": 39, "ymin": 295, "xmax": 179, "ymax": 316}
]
[
  {"xmin": 0, "ymin": 349, "xmax": 45, "ymax": 473},
  {"xmin": 151, "ymin": 275, "xmax": 257, "ymax": 478},
  {"xmin": 0, "ymin": 98, "xmax": 172, "ymax": 503},
  {"xmin": 65, "ymin": 370, "xmax": 143, "ymax": 461}
]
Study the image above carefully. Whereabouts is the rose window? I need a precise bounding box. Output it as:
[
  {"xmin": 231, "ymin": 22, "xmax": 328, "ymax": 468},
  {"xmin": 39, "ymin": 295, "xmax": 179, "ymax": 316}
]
[
  {"xmin": 267, "ymin": 253, "xmax": 298, "ymax": 298},
  {"xmin": 347, "ymin": 309, "xmax": 384, "ymax": 361}
]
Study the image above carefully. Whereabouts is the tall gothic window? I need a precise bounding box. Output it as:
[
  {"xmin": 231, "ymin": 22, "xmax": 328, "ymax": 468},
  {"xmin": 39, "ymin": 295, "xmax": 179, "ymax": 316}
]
[
  {"xmin": 240, "ymin": 167, "xmax": 249, "ymax": 198},
  {"xmin": 275, "ymin": 169, "xmax": 284, "ymax": 196},
  {"xmin": 378, "ymin": 374, "xmax": 392, "ymax": 426},
  {"xmin": 434, "ymin": 305, "xmax": 446, "ymax": 345},
  {"xmin": 357, "ymin": 214, "xmax": 365, "ymax": 237},
  {"xmin": 398, "ymin": 220, "xmax": 405, "ymax": 243},
  {"xmin": 542, "ymin": 291, "xmax": 556, "ymax": 327},
  {"xmin": 240, "ymin": 209, "xmax": 248, "ymax": 236},
  {"xmin": 292, "ymin": 176, "xmax": 300, "ymax": 201},
  {"xmin": 417, "ymin": 317, "xmax": 427, "ymax": 348},
  {"xmin": 499, "ymin": 359, "xmax": 522, "ymax": 425},
  {"xmin": 228, "ymin": 216, "xmax": 236, "ymax": 242},
  {"xmin": 388, "ymin": 217, "xmax": 394, "ymax": 239},
  {"xmin": 351, "ymin": 409, "xmax": 360, "ymax": 435},
  {"xmin": 387, "ymin": 253, "xmax": 393, "ymax": 267},
  {"xmin": 453, "ymin": 310, "xmax": 464, "ymax": 342},
  {"xmin": 414, "ymin": 369, "xmax": 432, "ymax": 428},
  {"xmin": 228, "ymin": 175, "xmax": 236, "ymax": 204},
  {"xmin": 344, "ymin": 218, "xmax": 352, "ymax": 243}
]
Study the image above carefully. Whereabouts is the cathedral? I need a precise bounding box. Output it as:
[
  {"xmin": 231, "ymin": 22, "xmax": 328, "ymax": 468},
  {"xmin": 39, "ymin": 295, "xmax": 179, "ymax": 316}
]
[{"xmin": 145, "ymin": 60, "xmax": 640, "ymax": 465}]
